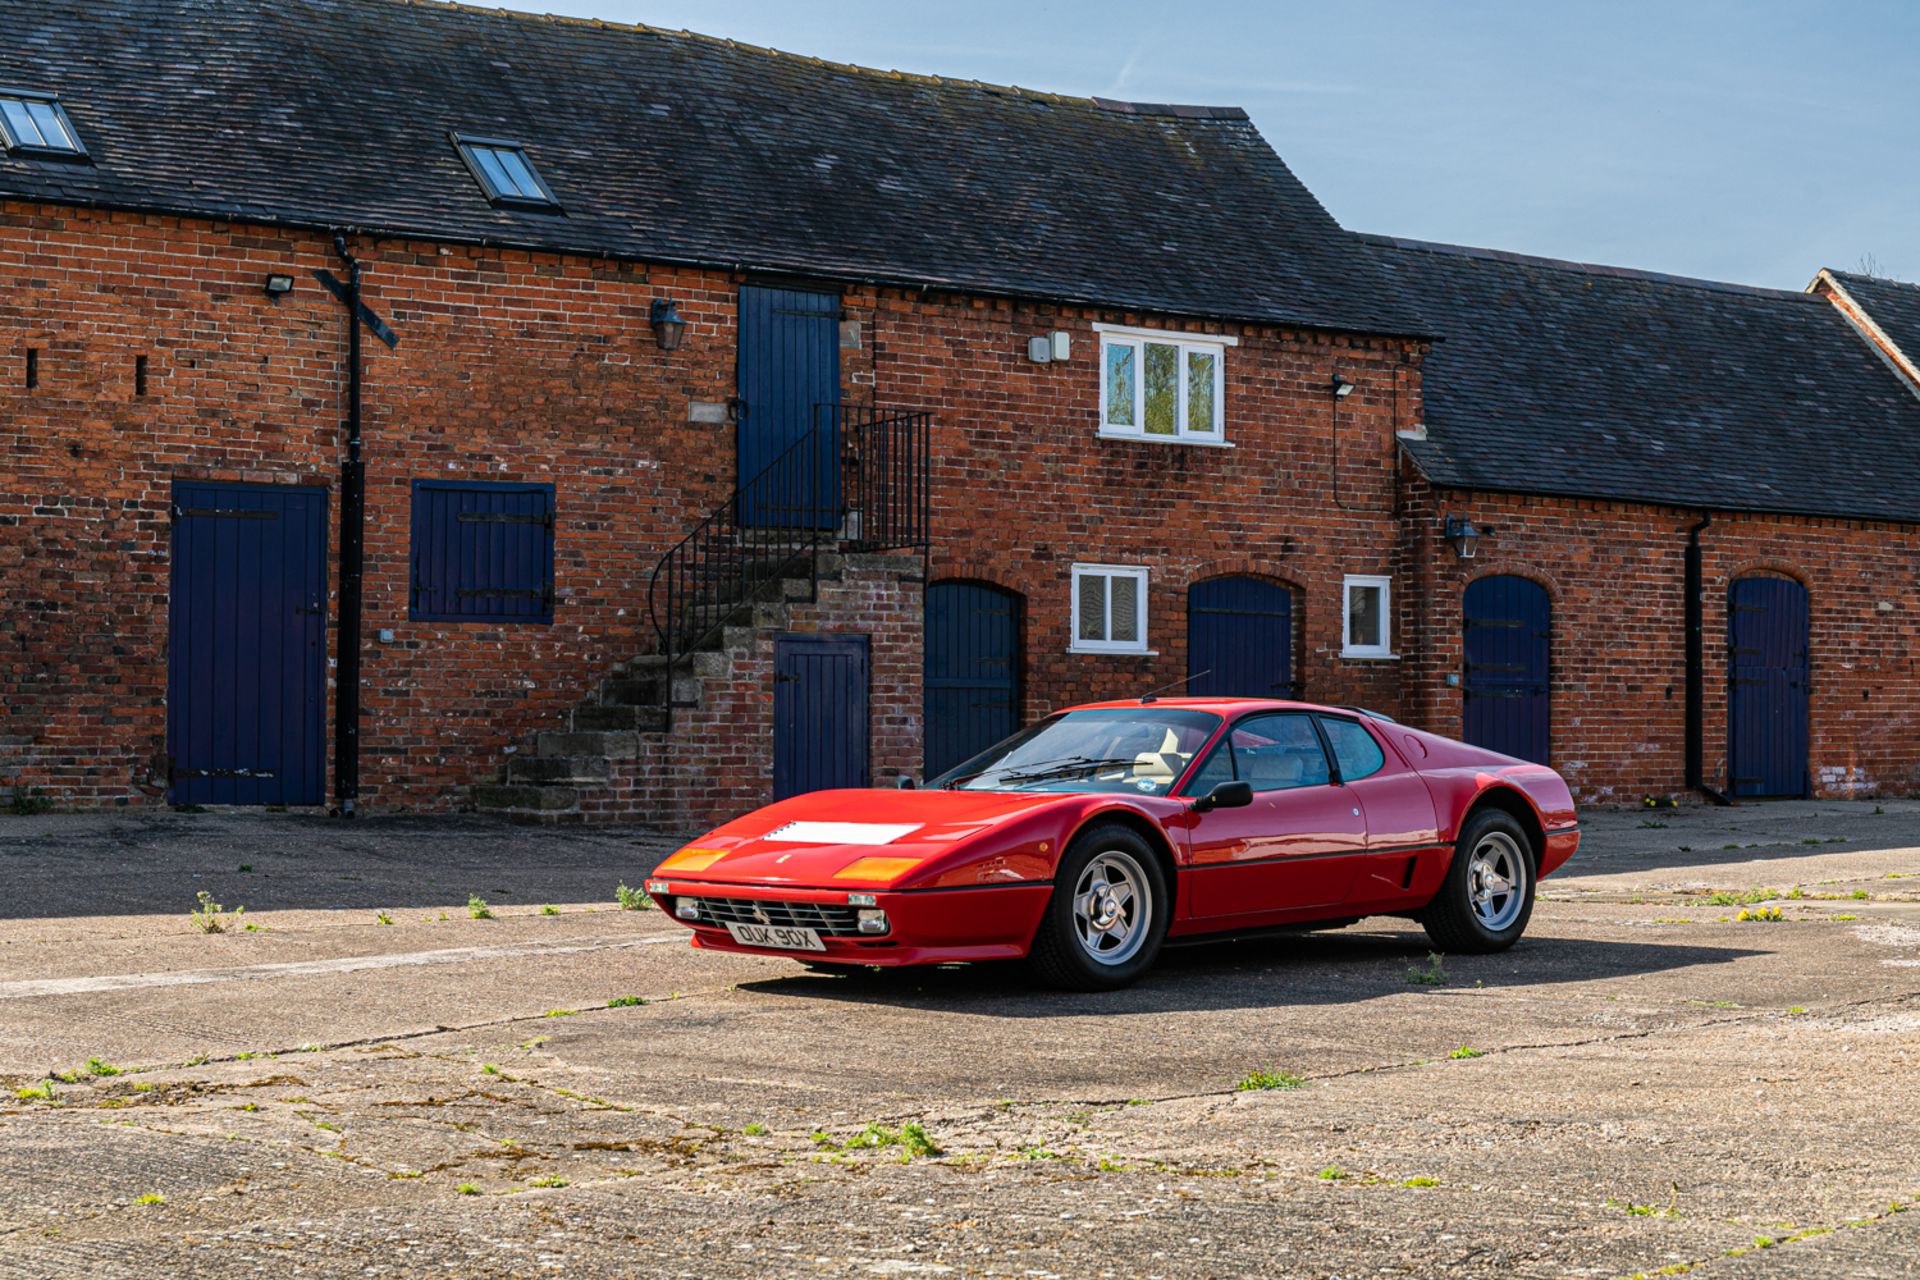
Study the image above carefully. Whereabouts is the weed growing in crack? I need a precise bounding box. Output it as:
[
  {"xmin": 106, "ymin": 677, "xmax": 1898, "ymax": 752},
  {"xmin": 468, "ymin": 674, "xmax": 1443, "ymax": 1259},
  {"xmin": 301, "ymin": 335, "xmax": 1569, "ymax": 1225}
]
[
  {"xmin": 375, "ymin": 911, "xmax": 394, "ymax": 926},
  {"xmin": 1317, "ymin": 1165, "xmax": 1349, "ymax": 1181},
  {"xmin": 606, "ymin": 995, "xmax": 647, "ymax": 1008},
  {"xmin": 526, "ymin": 1175, "xmax": 568, "ymax": 1188},
  {"xmin": 615, "ymin": 882, "xmax": 654, "ymax": 911},
  {"xmin": 13, "ymin": 1081, "xmax": 58, "ymax": 1104},
  {"xmin": 467, "ymin": 895, "xmax": 494, "ymax": 920},
  {"xmin": 1607, "ymin": 1185, "xmax": 1680, "ymax": 1218},
  {"xmin": 1448, "ymin": 1046, "xmax": 1485, "ymax": 1060},
  {"xmin": 1735, "ymin": 906, "xmax": 1784, "ymax": 923},
  {"xmin": 455, "ymin": 1183, "xmax": 481, "ymax": 1196},
  {"xmin": 1406, "ymin": 952, "xmax": 1448, "ymax": 986},
  {"xmin": 742, "ymin": 1123, "xmax": 769, "ymax": 1136},
  {"xmin": 541, "ymin": 905, "xmax": 559, "ymax": 916},
  {"xmin": 840, "ymin": 1122, "xmax": 942, "ymax": 1158},
  {"xmin": 1402, "ymin": 1176, "xmax": 1440, "ymax": 1188},
  {"xmin": 544, "ymin": 1008, "xmax": 577, "ymax": 1019},
  {"xmin": 191, "ymin": 890, "xmax": 243, "ymax": 934},
  {"xmin": 1236, "ymin": 1067, "xmax": 1308, "ymax": 1092},
  {"xmin": 6, "ymin": 784, "xmax": 53, "ymax": 815},
  {"xmin": 132, "ymin": 1192, "xmax": 166, "ymax": 1206}
]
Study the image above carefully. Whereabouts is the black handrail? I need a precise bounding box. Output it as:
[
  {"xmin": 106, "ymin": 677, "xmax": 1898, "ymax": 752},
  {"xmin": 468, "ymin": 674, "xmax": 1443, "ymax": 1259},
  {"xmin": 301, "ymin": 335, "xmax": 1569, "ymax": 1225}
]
[{"xmin": 646, "ymin": 404, "xmax": 931, "ymax": 721}]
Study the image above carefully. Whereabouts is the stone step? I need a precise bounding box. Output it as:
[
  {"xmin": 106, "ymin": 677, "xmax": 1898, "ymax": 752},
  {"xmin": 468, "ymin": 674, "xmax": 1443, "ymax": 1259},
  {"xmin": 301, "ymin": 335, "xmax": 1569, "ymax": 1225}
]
[
  {"xmin": 471, "ymin": 783, "xmax": 580, "ymax": 812},
  {"xmin": 508, "ymin": 755, "xmax": 611, "ymax": 785},
  {"xmin": 573, "ymin": 704, "xmax": 670, "ymax": 733},
  {"xmin": 601, "ymin": 675, "xmax": 667, "ymax": 707},
  {"xmin": 536, "ymin": 730, "xmax": 640, "ymax": 758}
]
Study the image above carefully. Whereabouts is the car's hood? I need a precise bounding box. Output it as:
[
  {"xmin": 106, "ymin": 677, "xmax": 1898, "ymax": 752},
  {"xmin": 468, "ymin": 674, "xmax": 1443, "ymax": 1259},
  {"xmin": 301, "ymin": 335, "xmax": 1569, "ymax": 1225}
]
[{"xmin": 653, "ymin": 788, "xmax": 1088, "ymax": 889}]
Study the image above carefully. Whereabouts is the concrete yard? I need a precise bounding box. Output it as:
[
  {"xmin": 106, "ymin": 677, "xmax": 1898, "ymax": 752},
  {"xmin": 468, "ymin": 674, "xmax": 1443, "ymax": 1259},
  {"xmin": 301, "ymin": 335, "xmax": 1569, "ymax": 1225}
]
[{"xmin": 0, "ymin": 803, "xmax": 1916, "ymax": 1278}]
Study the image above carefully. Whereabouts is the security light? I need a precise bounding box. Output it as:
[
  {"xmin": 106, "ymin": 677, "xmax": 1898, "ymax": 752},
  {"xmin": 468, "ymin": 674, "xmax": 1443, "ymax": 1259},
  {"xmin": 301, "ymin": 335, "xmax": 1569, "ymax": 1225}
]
[
  {"xmin": 650, "ymin": 298, "xmax": 687, "ymax": 351},
  {"xmin": 263, "ymin": 273, "xmax": 295, "ymax": 301},
  {"xmin": 1442, "ymin": 513, "xmax": 1481, "ymax": 560},
  {"xmin": 1331, "ymin": 373, "xmax": 1355, "ymax": 398}
]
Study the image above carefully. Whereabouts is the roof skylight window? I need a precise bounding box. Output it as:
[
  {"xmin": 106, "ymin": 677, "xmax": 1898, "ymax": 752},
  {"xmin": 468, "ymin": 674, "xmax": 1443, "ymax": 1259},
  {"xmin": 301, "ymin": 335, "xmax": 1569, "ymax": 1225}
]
[
  {"xmin": 452, "ymin": 134, "xmax": 559, "ymax": 209},
  {"xmin": 0, "ymin": 90, "xmax": 86, "ymax": 158}
]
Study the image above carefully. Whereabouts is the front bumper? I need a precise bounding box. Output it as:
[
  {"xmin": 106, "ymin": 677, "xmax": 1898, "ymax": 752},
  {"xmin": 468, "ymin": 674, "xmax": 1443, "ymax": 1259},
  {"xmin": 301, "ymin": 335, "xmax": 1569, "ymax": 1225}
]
[{"xmin": 648, "ymin": 877, "xmax": 1053, "ymax": 966}]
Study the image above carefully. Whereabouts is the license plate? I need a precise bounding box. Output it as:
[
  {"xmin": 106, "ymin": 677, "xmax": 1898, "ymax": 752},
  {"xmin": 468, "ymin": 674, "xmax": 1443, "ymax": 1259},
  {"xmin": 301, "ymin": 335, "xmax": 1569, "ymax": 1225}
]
[{"xmin": 724, "ymin": 921, "xmax": 826, "ymax": 952}]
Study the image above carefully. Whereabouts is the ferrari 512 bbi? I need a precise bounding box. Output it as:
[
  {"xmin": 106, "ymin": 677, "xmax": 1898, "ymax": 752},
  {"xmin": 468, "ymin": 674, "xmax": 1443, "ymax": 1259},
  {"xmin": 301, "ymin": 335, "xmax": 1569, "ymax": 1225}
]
[{"xmin": 646, "ymin": 698, "xmax": 1580, "ymax": 990}]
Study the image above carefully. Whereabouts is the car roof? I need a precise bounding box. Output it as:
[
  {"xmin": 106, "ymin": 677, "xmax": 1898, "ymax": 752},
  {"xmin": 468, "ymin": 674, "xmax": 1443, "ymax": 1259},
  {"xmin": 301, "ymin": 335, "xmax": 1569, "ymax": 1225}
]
[{"xmin": 1061, "ymin": 696, "xmax": 1383, "ymax": 719}]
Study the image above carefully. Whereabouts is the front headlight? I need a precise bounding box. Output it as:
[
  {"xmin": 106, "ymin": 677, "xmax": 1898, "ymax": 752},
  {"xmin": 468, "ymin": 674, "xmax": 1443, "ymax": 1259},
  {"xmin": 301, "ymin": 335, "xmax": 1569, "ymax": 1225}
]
[{"xmin": 855, "ymin": 909, "xmax": 890, "ymax": 935}]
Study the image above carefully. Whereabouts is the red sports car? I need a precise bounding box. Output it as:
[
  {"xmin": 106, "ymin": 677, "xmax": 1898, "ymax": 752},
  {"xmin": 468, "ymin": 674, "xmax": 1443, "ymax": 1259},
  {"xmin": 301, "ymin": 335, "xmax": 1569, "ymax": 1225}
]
[{"xmin": 647, "ymin": 698, "xmax": 1580, "ymax": 989}]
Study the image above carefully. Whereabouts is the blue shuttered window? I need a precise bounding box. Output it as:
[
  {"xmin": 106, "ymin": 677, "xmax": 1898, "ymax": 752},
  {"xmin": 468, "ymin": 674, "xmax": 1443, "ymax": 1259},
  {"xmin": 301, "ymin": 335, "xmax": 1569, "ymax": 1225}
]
[{"xmin": 409, "ymin": 481, "xmax": 556, "ymax": 624}]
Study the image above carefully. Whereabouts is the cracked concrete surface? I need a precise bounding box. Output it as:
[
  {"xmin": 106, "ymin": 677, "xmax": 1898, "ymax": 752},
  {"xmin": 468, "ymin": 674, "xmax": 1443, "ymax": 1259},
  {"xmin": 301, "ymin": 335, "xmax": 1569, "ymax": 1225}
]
[{"xmin": 0, "ymin": 803, "xmax": 1915, "ymax": 1278}]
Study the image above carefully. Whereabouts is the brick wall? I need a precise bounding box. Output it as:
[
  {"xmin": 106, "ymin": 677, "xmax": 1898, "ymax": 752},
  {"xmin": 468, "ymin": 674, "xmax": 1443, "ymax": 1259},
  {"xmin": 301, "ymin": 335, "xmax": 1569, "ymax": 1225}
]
[
  {"xmin": 7, "ymin": 197, "xmax": 1912, "ymax": 817},
  {"xmin": 1401, "ymin": 469, "xmax": 1920, "ymax": 802},
  {"xmin": 851, "ymin": 286, "xmax": 1428, "ymax": 733},
  {"xmin": 581, "ymin": 554, "xmax": 924, "ymax": 830},
  {"xmin": 0, "ymin": 201, "xmax": 740, "ymax": 810}
]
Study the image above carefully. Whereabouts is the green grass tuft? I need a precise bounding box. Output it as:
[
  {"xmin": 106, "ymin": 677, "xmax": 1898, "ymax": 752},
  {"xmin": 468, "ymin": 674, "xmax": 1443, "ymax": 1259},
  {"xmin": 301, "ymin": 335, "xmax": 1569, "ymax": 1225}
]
[{"xmin": 1236, "ymin": 1066, "xmax": 1308, "ymax": 1092}]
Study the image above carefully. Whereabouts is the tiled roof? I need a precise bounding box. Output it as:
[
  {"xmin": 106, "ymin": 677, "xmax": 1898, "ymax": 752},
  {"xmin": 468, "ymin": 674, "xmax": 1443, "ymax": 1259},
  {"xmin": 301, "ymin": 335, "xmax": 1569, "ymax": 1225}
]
[
  {"xmin": 1822, "ymin": 269, "xmax": 1920, "ymax": 378},
  {"xmin": 0, "ymin": 0, "xmax": 1426, "ymax": 337},
  {"xmin": 1362, "ymin": 235, "xmax": 1920, "ymax": 524}
]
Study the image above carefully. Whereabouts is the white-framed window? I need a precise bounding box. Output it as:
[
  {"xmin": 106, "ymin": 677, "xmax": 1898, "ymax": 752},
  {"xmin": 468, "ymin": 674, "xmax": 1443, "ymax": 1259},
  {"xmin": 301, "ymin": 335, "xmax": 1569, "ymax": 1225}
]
[
  {"xmin": 1071, "ymin": 564, "xmax": 1150, "ymax": 654},
  {"xmin": 1342, "ymin": 575, "xmax": 1393, "ymax": 658},
  {"xmin": 1094, "ymin": 323, "xmax": 1234, "ymax": 444}
]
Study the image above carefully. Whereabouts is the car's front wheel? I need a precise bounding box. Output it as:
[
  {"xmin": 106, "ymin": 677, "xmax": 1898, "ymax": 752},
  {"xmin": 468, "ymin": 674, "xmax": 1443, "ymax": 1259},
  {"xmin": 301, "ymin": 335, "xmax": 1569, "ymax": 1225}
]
[
  {"xmin": 1421, "ymin": 808, "xmax": 1536, "ymax": 954},
  {"xmin": 1027, "ymin": 824, "xmax": 1169, "ymax": 991}
]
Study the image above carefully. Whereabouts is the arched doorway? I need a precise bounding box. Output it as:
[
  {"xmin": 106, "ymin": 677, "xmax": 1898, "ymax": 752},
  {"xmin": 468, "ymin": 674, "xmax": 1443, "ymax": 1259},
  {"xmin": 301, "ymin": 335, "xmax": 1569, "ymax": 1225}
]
[
  {"xmin": 1462, "ymin": 575, "xmax": 1551, "ymax": 764},
  {"xmin": 1728, "ymin": 574, "xmax": 1809, "ymax": 798},
  {"xmin": 923, "ymin": 581, "xmax": 1021, "ymax": 778},
  {"xmin": 1186, "ymin": 577, "xmax": 1295, "ymax": 698}
]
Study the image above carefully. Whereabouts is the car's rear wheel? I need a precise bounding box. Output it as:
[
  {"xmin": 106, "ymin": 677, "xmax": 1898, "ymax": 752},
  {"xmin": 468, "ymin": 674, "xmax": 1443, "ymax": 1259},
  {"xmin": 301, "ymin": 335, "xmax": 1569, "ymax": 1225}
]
[
  {"xmin": 1027, "ymin": 824, "xmax": 1169, "ymax": 991},
  {"xmin": 1421, "ymin": 808, "xmax": 1536, "ymax": 954}
]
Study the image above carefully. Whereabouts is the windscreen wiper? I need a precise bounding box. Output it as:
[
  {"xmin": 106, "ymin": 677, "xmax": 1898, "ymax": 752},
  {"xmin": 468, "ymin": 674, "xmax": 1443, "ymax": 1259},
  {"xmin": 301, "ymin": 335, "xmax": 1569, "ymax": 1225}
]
[{"xmin": 996, "ymin": 755, "xmax": 1142, "ymax": 784}]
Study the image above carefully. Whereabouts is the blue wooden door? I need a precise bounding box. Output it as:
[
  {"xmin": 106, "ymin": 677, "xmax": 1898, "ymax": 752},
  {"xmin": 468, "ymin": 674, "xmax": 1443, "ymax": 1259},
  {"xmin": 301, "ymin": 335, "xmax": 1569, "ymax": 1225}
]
[
  {"xmin": 1462, "ymin": 576, "xmax": 1551, "ymax": 764},
  {"xmin": 737, "ymin": 285, "xmax": 840, "ymax": 528},
  {"xmin": 167, "ymin": 482, "xmax": 328, "ymax": 805},
  {"xmin": 1187, "ymin": 577, "xmax": 1294, "ymax": 698},
  {"xmin": 1729, "ymin": 575, "xmax": 1809, "ymax": 798},
  {"xmin": 924, "ymin": 581, "xmax": 1021, "ymax": 778},
  {"xmin": 774, "ymin": 635, "xmax": 869, "ymax": 799}
]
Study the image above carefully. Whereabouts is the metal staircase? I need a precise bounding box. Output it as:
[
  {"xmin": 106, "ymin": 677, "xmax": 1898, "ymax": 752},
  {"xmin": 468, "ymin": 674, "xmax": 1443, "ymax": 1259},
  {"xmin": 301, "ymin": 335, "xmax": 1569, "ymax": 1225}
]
[{"xmin": 471, "ymin": 405, "xmax": 930, "ymax": 822}]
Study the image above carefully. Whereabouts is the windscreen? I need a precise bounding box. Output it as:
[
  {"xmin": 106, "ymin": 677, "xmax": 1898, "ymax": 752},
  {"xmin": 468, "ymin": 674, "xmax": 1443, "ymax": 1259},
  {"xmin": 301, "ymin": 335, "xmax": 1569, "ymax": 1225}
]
[{"xmin": 934, "ymin": 708, "xmax": 1223, "ymax": 795}]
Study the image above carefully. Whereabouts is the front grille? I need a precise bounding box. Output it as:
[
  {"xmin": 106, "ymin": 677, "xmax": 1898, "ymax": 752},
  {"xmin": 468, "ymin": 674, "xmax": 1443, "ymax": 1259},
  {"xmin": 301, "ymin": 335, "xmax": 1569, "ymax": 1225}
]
[{"xmin": 682, "ymin": 896, "xmax": 862, "ymax": 936}]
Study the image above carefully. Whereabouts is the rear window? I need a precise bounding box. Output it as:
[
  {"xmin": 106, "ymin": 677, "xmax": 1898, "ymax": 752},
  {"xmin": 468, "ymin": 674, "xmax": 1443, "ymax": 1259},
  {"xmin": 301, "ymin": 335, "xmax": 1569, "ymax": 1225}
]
[{"xmin": 1319, "ymin": 716, "xmax": 1386, "ymax": 781}]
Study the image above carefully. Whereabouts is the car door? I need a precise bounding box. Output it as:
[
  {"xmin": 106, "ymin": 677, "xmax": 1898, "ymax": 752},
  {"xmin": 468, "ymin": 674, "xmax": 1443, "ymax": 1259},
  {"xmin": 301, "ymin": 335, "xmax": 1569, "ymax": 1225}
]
[
  {"xmin": 1181, "ymin": 711, "xmax": 1368, "ymax": 917},
  {"xmin": 1315, "ymin": 713, "xmax": 1442, "ymax": 908}
]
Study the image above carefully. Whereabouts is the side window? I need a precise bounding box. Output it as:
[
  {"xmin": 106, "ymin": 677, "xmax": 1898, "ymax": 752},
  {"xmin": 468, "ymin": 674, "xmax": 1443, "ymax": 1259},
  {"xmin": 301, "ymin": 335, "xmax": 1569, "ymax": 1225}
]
[
  {"xmin": 409, "ymin": 480, "xmax": 556, "ymax": 623},
  {"xmin": 1226, "ymin": 712, "xmax": 1330, "ymax": 792},
  {"xmin": 1319, "ymin": 716, "xmax": 1386, "ymax": 781},
  {"xmin": 1187, "ymin": 741, "xmax": 1236, "ymax": 792}
]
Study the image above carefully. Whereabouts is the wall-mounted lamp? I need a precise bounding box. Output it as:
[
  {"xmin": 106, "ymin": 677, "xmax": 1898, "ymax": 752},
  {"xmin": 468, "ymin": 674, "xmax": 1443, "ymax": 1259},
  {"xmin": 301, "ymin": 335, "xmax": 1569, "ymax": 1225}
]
[
  {"xmin": 1330, "ymin": 373, "xmax": 1355, "ymax": 399},
  {"xmin": 649, "ymin": 298, "xmax": 687, "ymax": 352},
  {"xmin": 1441, "ymin": 513, "xmax": 1481, "ymax": 560},
  {"xmin": 263, "ymin": 273, "xmax": 295, "ymax": 302}
]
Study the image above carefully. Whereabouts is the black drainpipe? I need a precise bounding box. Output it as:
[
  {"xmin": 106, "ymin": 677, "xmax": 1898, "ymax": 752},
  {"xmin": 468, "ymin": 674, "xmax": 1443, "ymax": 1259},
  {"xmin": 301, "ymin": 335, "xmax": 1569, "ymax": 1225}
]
[
  {"xmin": 1684, "ymin": 511, "xmax": 1732, "ymax": 805},
  {"xmin": 332, "ymin": 233, "xmax": 366, "ymax": 817}
]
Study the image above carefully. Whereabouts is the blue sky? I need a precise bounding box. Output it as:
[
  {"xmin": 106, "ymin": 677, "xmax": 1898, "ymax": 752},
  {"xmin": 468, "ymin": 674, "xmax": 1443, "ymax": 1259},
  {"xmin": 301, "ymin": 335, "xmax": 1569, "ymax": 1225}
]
[{"xmin": 504, "ymin": 1, "xmax": 1915, "ymax": 289}]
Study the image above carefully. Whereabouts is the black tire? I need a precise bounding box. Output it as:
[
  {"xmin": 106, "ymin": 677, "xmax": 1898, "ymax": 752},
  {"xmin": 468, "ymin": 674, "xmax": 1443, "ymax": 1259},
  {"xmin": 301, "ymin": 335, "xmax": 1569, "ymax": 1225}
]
[
  {"xmin": 1421, "ymin": 808, "xmax": 1536, "ymax": 954},
  {"xmin": 1027, "ymin": 823, "xmax": 1170, "ymax": 991}
]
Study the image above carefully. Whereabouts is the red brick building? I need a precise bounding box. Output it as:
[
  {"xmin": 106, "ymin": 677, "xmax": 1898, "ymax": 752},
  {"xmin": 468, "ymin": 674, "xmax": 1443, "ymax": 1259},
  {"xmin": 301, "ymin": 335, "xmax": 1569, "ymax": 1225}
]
[{"xmin": 2, "ymin": 0, "xmax": 1916, "ymax": 824}]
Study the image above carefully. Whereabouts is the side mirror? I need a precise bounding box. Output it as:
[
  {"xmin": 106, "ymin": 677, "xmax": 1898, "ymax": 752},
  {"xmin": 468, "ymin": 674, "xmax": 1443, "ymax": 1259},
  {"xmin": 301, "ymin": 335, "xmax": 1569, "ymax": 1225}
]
[{"xmin": 1192, "ymin": 780, "xmax": 1253, "ymax": 813}]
